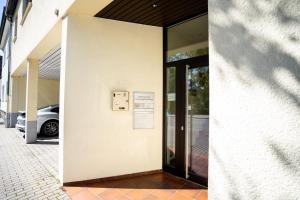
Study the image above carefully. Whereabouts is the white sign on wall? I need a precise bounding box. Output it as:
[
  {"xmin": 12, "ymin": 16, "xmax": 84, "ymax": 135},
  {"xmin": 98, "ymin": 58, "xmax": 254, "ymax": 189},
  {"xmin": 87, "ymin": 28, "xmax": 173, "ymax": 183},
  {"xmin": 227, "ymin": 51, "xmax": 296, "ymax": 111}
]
[
  {"xmin": 133, "ymin": 92, "xmax": 154, "ymax": 129},
  {"xmin": 167, "ymin": 93, "xmax": 175, "ymax": 101}
]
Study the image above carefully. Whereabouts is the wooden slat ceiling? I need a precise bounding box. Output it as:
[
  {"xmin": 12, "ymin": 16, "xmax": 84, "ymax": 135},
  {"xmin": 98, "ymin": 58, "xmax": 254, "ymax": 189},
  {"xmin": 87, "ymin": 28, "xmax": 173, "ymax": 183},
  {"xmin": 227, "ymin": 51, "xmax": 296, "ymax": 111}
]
[{"xmin": 95, "ymin": 0, "xmax": 208, "ymax": 27}]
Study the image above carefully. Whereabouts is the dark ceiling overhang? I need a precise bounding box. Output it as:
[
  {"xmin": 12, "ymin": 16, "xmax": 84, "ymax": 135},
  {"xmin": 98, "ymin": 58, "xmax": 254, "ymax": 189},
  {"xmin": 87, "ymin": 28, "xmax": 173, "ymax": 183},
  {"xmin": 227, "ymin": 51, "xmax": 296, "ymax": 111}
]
[
  {"xmin": 95, "ymin": 0, "xmax": 207, "ymax": 27},
  {"xmin": 6, "ymin": 0, "xmax": 18, "ymax": 19}
]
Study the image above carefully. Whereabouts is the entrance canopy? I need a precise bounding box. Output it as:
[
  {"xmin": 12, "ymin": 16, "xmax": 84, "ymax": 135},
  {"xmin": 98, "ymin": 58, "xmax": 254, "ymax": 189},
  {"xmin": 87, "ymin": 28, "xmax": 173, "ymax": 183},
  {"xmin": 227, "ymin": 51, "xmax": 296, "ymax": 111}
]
[{"xmin": 95, "ymin": 0, "xmax": 207, "ymax": 27}]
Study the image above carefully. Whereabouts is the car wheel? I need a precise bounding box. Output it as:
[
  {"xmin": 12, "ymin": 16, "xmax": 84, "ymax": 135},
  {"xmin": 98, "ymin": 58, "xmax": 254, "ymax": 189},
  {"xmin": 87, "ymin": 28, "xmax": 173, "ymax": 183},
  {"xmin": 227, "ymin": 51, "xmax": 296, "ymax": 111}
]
[{"xmin": 41, "ymin": 120, "xmax": 59, "ymax": 137}]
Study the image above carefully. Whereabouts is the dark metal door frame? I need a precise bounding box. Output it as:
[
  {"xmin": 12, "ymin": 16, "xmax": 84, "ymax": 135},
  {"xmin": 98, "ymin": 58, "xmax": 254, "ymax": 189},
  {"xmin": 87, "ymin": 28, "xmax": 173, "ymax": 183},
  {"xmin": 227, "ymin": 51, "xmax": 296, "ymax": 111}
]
[{"xmin": 163, "ymin": 55, "xmax": 208, "ymax": 186}]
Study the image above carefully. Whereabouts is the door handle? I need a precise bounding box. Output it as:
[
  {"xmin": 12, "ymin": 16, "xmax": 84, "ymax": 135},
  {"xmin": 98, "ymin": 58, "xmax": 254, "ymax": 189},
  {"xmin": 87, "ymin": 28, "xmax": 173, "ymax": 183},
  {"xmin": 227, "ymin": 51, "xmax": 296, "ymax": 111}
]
[{"xmin": 181, "ymin": 125, "xmax": 184, "ymax": 131}]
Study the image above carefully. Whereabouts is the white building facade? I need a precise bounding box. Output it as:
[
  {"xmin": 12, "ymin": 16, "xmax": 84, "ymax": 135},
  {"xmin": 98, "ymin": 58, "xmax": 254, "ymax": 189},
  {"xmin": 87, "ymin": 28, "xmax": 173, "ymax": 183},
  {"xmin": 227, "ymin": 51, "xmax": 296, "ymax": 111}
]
[
  {"xmin": 0, "ymin": 7, "xmax": 13, "ymax": 127},
  {"xmin": 1, "ymin": 0, "xmax": 300, "ymax": 199}
]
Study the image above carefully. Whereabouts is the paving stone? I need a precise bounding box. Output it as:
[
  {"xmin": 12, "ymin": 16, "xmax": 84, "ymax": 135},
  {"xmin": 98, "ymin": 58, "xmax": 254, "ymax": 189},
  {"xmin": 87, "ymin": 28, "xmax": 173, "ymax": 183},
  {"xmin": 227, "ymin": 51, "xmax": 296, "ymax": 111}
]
[{"xmin": 0, "ymin": 124, "xmax": 70, "ymax": 199}]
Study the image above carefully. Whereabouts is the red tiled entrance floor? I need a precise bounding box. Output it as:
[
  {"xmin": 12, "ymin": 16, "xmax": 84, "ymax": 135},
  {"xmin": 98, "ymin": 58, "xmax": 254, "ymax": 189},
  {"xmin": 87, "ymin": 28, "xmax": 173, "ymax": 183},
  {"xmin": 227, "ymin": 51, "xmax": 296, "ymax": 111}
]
[{"xmin": 63, "ymin": 173, "xmax": 207, "ymax": 200}]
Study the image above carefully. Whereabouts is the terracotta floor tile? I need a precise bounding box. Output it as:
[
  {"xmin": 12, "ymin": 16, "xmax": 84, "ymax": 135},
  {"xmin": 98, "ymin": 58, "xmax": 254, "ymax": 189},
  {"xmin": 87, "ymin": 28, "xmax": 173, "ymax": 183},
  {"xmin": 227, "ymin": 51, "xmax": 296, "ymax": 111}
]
[
  {"xmin": 195, "ymin": 190, "xmax": 208, "ymax": 200},
  {"xmin": 87, "ymin": 187, "xmax": 108, "ymax": 196},
  {"xmin": 117, "ymin": 188, "xmax": 134, "ymax": 194},
  {"xmin": 98, "ymin": 189, "xmax": 125, "ymax": 200},
  {"xmin": 176, "ymin": 189, "xmax": 201, "ymax": 198},
  {"xmin": 151, "ymin": 189, "xmax": 175, "ymax": 200},
  {"xmin": 143, "ymin": 194, "xmax": 162, "ymax": 200},
  {"xmin": 115, "ymin": 196, "xmax": 130, "ymax": 200},
  {"xmin": 126, "ymin": 189, "xmax": 151, "ymax": 200},
  {"xmin": 64, "ymin": 186, "xmax": 85, "ymax": 196},
  {"xmin": 169, "ymin": 192, "xmax": 194, "ymax": 200},
  {"xmin": 71, "ymin": 189, "xmax": 99, "ymax": 200}
]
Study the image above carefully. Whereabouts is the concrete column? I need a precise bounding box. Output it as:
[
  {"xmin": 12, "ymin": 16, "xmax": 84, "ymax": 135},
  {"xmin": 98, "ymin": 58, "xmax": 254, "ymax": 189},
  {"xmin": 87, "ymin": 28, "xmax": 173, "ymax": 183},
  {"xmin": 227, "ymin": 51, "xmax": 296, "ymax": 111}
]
[{"xmin": 25, "ymin": 59, "xmax": 39, "ymax": 144}]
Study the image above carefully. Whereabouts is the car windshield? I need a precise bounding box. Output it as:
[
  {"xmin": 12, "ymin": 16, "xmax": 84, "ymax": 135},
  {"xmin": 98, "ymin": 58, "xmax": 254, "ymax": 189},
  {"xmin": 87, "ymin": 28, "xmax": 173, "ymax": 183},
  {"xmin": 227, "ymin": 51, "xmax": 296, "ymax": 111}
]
[
  {"xmin": 38, "ymin": 105, "xmax": 51, "ymax": 110},
  {"xmin": 38, "ymin": 105, "xmax": 59, "ymax": 111}
]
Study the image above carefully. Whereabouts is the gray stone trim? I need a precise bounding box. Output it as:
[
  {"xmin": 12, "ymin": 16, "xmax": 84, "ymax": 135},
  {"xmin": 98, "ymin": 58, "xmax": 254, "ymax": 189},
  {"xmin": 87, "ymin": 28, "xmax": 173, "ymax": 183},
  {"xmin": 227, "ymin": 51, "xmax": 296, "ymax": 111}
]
[
  {"xmin": 9, "ymin": 112, "xmax": 18, "ymax": 128},
  {"xmin": 25, "ymin": 120, "xmax": 37, "ymax": 144},
  {"xmin": 4, "ymin": 112, "xmax": 10, "ymax": 128},
  {"xmin": 1, "ymin": 112, "xmax": 18, "ymax": 128}
]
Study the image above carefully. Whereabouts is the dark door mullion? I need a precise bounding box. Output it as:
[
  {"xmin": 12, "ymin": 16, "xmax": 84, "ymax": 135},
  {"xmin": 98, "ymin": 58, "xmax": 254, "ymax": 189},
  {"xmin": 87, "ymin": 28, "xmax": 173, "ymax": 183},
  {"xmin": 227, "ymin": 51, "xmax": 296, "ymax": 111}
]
[{"xmin": 175, "ymin": 65, "xmax": 186, "ymax": 177}]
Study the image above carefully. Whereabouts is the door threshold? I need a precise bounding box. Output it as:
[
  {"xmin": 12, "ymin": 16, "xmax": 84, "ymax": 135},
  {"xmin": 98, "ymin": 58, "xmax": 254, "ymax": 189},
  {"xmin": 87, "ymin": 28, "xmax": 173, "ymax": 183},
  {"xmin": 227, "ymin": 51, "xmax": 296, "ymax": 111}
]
[{"xmin": 163, "ymin": 171, "xmax": 208, "ymax": 188}]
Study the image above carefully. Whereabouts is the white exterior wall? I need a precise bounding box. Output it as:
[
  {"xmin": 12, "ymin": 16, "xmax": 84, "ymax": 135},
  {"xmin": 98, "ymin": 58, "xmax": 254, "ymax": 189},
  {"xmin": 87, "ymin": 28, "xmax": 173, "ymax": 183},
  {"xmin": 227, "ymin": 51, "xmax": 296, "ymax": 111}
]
[
  {"xmin": 38, "ymin": 80, "xmax": 60, "ymax": 108},
  {"xmin": 60, "ymin": 15, "xmax": 163, "ymax": 183},
  {"xmin": 11, "ymin": 0, "xmax": 75, "ymax": 73},
  {"xmin": 11, "ymin": 0, "xmax": 113, "ymax": 75},
  {"xmin": 9, "ymin": 77, "xmax": 59, "ymax": 112},
  {"xmin": 209, "ymin": 0, "xmax": 300, "ymax": 199}
]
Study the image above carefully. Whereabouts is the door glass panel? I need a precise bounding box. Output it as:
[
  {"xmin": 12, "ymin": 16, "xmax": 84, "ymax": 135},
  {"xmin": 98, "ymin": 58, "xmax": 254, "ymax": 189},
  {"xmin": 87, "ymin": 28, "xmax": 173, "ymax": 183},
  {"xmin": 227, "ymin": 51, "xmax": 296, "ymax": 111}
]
[
  {"xmin": 166, "ymin": 67, "xmax": 176, "ymax": 167},
  {"xmin": 167, "ymin": 15, "xmax": 208, "ymax": 62},
  {"xmin": 187, "ymin": 65, "xmax": 209, "ymax": 179}
]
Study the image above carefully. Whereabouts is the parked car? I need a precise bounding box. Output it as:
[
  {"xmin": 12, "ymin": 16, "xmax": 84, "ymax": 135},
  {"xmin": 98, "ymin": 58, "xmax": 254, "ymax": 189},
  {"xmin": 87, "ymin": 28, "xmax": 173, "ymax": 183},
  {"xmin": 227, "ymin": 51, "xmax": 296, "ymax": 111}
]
[{"xmin": 16, "ymin": 105, "xmax": 59, "ymax": 137}]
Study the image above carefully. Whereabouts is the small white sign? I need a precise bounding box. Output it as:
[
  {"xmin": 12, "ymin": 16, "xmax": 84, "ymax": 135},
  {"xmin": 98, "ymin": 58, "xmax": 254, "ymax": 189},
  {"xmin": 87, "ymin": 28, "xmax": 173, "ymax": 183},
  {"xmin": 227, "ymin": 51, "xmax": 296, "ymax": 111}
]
[
  {"xmin": 134, "ymin": 111, "xmax": 154, "ymax": 129},
  {"xmin": 167, "ymin": 93, "xmax": 176, "ymax": 101},
  {"xmin": 133, "ymin": 92, "xmax": 154, "ymax": 129}
]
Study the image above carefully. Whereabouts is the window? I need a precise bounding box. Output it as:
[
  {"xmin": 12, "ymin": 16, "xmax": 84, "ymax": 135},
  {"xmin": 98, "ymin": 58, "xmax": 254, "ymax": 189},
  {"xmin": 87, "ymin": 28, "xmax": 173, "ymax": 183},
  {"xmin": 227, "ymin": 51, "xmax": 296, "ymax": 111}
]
[
  {"xmin": 21, "ymin": 0, "xmax": 32, "ymax": 25},
  {"xmin": 4, "ymin": 41, "xmax": 9, "ymax": 65},
  {"xmin": 22, "ymin": 0, "xmax": 29, "ymax": 16},
  {"xmin": 13, "ymin": 15, "xmax": 18, "ymax": 42},
  {"xmin": 51, "ymin": 107, "xmax": 59, "ymax": 114},
  {"xmin": 1, "ymin": 85, "xmax": 4, "ymax": 102},
  {"xmin": 167, "ymin": 15, "xmax": 208, "ymax": 62},
  {"xmin": 2, "ymin": 85, "xmax": 6, "ymax": 102}
]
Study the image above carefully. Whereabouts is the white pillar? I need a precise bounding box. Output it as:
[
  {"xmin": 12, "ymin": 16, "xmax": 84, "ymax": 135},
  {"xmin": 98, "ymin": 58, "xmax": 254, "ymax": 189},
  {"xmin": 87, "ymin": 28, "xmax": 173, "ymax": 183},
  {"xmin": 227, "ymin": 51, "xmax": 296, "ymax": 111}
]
[{"xmin": 25, "ymin": 59, "xmax": 39, "ymax": 144}]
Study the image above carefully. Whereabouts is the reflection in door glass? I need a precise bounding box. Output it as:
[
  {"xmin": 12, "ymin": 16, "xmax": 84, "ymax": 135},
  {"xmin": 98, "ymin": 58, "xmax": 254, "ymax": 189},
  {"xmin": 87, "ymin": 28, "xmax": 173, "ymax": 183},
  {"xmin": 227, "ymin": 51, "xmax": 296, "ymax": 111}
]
[
  {"xmin": 167, "ymin": 15, "xmax": 208, "ymax": 62},
  {"xmin": 187, "ymin": 66, "xmax": 209, "ymax": 179},
  {"xmin": 166, "ymin": 67, "xmax": 176, "ymax": 167}
]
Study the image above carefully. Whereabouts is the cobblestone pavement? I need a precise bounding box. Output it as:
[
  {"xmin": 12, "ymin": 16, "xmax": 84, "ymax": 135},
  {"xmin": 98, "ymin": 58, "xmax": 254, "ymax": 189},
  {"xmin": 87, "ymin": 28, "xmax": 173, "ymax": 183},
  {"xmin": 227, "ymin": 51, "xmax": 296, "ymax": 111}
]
[
  {"xmin": 27, "ymin": 137, "xmax": 59, "ymax": 180},
  {"xmin": 0, "ymin": 124, "xmax": 70, "ymax": 200}
]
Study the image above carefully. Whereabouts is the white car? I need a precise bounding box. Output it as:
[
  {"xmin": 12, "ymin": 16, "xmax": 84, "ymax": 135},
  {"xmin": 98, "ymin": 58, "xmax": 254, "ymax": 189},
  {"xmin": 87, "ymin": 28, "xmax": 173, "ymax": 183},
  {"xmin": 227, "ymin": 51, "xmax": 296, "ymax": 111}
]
[{"xmin": 16, "ymin": 105, "xmax": 59, "ymax": 136}]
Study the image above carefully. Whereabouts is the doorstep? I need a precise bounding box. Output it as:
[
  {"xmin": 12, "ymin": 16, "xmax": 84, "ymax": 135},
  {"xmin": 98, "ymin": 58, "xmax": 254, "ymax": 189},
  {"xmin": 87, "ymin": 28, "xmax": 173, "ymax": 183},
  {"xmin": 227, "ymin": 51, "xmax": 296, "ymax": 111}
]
[{"xmin": 63, "ymin": 173, "xmax": 207, "ymax": 200}]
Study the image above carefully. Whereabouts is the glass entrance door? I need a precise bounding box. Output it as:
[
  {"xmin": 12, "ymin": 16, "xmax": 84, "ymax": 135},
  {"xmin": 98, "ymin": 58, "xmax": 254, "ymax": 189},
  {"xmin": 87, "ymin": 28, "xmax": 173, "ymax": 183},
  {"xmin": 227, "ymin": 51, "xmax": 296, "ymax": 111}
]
[
  {"xmin": 164, "ymin": 56, "xmax": 209, "ymax": 186},
  {"xmin": 187, "ymin": 65, "xmax": 209, "ymax": 183}
]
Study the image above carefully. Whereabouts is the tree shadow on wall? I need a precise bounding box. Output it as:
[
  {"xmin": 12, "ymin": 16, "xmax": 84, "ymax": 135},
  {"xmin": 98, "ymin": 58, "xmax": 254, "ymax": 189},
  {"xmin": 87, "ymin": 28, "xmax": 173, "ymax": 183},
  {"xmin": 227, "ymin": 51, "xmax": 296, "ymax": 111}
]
[
  {"xmin": 210, "ymin": 147, "xmax": 260, "ymax": 200},
  {"xmin": 210, "ymin": 1, "xmax": 300, "ymax": 108},
  {"xmin": 209, "ymin": 0, "xmax": 300, "ymax": 199}
]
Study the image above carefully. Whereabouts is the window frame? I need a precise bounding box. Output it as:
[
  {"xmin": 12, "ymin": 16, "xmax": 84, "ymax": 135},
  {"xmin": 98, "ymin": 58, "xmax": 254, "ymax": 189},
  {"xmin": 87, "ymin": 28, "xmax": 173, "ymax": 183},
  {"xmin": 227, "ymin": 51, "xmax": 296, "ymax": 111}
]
[
  {"xmin": 20, "ymin": 0, "xmax": 32, "ymax": 25},
  {"xmin": 13, "ymin": 15, "xmax": 18, "ymax": 42}
]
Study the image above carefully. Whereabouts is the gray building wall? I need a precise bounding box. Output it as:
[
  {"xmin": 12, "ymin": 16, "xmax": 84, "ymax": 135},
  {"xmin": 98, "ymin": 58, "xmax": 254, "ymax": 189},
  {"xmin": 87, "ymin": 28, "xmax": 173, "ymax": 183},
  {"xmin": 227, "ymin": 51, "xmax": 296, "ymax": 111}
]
[{"xmin": 209, "ymin": 0, "xmax": 300, "ymax": 199}]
